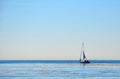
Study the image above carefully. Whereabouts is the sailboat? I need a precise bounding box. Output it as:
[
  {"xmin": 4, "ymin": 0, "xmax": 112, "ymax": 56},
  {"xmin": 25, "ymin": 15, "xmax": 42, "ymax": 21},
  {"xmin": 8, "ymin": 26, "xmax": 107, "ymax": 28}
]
[{"xmin": 80, "ymin": 43, "xmax": 90, "ymax": 63}]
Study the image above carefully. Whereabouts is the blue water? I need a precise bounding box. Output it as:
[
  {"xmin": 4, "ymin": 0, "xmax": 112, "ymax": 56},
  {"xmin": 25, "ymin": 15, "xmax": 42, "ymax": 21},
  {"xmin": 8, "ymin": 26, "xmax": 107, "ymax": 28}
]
[
  {"xmin": 0, "ymin": 60, "xmax": 120, "ymax": 79},
  {"xmin": 0, "ymin": 60, "xmax": 120, "ymax": 63}
]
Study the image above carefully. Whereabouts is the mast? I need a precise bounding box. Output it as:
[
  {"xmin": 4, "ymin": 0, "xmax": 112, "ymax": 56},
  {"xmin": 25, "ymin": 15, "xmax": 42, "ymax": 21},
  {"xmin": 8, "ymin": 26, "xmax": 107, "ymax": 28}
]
[
  {"xmin": 80, "ymin": 42, "xmax": 84, "ymax": 61},
  {"xmin": 82, "ymin": 42, "xmax": 84, "ymax": 60}
]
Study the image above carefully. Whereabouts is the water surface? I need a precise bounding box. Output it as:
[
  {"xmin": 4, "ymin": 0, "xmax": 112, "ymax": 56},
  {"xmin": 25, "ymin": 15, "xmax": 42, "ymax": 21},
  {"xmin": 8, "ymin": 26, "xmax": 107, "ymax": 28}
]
[{"xmin": 0, "ymin": 60, "xmax": 120, "ymax": 79}]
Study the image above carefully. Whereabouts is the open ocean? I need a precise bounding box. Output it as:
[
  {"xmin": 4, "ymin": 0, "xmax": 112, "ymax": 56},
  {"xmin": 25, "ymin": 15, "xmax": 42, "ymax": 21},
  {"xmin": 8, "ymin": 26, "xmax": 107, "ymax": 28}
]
[{"xmin": 0, "ymin": 60, "xmax": 120, "ymax": 79}]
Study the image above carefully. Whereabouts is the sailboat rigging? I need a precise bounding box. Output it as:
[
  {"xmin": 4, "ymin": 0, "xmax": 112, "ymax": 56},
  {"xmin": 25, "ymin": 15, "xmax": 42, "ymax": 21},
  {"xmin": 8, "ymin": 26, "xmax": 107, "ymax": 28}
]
[{"xmin": 80, "ymin": 42, "xmax": 90, "ymax": 63}]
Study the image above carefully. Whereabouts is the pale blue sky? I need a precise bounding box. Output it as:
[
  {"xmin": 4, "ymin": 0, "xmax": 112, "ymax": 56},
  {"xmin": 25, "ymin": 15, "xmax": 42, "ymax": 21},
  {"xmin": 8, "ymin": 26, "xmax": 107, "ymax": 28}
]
[{"xmin": 1, "ymin": 0, "xmax": 120, "ymax": 60}]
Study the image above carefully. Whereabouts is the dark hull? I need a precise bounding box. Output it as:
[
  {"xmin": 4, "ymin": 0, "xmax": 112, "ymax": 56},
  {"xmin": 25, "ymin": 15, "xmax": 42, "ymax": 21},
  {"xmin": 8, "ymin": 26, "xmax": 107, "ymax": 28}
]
[{"xmin": 80, "ymin": 60, "xmax": 90, "ymax": 63}]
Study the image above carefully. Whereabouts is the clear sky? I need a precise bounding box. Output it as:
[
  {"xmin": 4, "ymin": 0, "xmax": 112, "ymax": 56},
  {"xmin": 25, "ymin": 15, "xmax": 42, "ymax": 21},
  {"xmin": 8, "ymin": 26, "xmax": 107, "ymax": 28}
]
[{"xmin": 0, "ymin": 0, "xmax": 120, "ymax": 60}]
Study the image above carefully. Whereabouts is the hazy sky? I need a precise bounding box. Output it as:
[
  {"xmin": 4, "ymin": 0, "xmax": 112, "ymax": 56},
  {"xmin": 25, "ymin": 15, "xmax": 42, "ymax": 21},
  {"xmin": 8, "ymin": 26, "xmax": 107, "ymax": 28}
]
[{"xmin": 1, "ymin": 0, "xmax": 120, "ymax": 60}]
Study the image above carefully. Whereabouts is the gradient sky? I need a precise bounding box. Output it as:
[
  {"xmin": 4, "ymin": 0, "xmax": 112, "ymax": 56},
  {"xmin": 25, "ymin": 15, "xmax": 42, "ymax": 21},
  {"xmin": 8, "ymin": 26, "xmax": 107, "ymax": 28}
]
[{"xmin": 0, "ymin": 0, "xmax": 120, "ymax": 60}]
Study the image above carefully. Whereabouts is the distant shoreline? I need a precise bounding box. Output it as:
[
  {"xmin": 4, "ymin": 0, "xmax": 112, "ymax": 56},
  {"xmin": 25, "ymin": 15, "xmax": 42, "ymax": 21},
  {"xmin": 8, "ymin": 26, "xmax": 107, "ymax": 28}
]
[{"xmin": 0, "ymin": 60, "xmax": 120, "ymax": 64}]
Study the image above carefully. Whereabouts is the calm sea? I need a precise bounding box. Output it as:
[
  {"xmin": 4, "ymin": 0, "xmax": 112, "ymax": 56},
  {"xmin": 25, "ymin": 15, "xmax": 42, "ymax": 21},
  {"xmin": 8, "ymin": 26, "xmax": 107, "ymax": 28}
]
[{"xmin": 0, "ymin": 60, "xmax": 120, "ymax": 79}]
